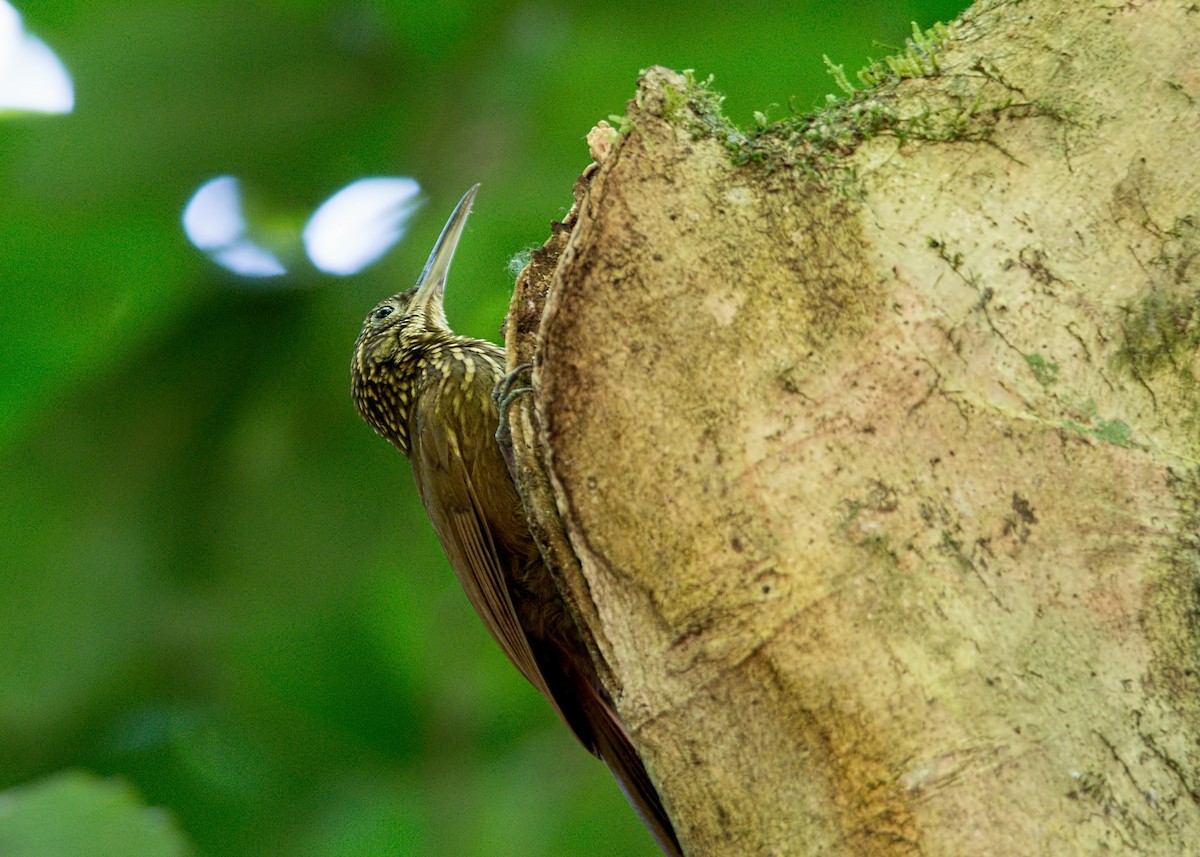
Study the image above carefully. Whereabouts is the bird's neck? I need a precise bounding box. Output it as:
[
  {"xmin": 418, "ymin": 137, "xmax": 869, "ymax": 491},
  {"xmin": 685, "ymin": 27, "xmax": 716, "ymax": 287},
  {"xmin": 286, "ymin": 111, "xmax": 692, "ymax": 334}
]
[{"xmin": 355, "ymin": 331, "xmax": 505, "ymax": 458}]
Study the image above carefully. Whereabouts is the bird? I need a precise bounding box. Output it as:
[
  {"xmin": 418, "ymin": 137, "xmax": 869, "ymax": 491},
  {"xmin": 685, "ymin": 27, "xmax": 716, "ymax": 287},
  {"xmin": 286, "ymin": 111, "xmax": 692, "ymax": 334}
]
[{"xmin": 351, "ymin": 185, "xmax": 682, "ymax": 856}]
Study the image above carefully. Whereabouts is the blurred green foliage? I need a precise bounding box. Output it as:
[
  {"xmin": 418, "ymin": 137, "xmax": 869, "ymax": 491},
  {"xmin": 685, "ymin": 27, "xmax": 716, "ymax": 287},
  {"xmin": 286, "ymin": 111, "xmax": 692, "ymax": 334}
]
[
  {"xmin": 0, "ymin": 1, "xmax": 967, "ymax": 854},
  {"xmin": 0, "ymin": 772, "xmax": 190, "ymax": 857}
]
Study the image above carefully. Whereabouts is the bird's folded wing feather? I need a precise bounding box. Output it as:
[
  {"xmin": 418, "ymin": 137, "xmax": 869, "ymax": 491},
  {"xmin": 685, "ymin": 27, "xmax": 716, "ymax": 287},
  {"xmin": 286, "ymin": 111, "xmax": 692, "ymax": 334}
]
[
  {"xmin": 410, "ymin": 392, "xmax": 557, "ymax": 707},
  {"xmin": 411, "ymin": 389, "xmax": 681, "ymax": 857}
]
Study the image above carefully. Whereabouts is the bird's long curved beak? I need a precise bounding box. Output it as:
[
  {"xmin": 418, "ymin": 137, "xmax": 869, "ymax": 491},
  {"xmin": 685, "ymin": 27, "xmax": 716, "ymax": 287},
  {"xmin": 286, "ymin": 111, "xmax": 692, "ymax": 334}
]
[{"xmin": 411, "ymin": 184, "xmax": 479, "ymax": 325}]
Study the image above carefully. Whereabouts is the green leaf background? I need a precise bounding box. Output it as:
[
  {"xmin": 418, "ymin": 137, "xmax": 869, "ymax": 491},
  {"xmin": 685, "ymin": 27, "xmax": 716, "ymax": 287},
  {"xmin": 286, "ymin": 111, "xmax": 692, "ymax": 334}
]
[{"xmin": 0, "ymin": 1, "xmax": 966, "ymax": 854}]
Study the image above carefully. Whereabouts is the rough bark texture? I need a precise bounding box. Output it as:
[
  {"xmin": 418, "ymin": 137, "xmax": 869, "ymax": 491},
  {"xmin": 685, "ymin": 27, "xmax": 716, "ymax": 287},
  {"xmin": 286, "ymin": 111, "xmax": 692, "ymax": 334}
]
[{"xmin": 503, "ymin": 1, "xmax": 1200, "ymax": 854}]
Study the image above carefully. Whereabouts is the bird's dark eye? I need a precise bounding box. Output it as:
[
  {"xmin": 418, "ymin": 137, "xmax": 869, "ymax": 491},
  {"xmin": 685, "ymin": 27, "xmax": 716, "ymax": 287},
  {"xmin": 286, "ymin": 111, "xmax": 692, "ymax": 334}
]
[{"xmin": 372, "ymin": 305, "xmax": 394, "ymax": 321}]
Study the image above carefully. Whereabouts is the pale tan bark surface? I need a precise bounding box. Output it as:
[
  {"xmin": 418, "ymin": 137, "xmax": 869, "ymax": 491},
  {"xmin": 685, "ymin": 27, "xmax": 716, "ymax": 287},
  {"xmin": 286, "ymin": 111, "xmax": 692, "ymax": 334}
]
[{"xmin": 503, "ymin": 1, "xmax": 1200, "ymax": 854}]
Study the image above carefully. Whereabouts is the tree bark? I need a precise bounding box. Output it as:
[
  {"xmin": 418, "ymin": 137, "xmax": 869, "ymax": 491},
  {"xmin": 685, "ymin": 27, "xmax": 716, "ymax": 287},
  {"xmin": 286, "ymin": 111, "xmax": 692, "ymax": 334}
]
[{"xmin": 503, "ymin": 1, "xmax": 1200, "ymax": 853}]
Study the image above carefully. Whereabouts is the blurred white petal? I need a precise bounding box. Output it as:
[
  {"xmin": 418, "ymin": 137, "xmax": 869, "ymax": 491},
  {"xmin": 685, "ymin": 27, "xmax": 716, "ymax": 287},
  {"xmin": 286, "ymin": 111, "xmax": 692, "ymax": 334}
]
[
  {"xmin": 213, "ymin": 239, "xmax": 287, "ymax": 278},
  {"xmin": 0, "ymin": 4, "xmax": 21, "ymax": 61},
  {"xmin": 303, "ymin": 177, "xmax": 421, "ymax": 275},
  {"xmin": 0, "ymin": 2, "xmax": 73, "ymax": 114},
  {"xmin": 182, "ymin": 176, "xmax": 246, "ymax": 250}
]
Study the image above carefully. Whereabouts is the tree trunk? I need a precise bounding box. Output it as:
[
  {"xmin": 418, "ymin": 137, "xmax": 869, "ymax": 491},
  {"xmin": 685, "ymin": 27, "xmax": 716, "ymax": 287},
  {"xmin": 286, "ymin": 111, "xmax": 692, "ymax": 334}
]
[{"xmin": 502, "ymin": 0, "xmax": 1200, "ymax": 853}]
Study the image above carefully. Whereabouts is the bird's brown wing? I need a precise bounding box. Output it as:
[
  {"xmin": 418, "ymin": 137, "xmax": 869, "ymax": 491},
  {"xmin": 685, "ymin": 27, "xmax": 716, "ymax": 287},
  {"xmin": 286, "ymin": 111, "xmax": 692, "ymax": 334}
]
[
  {"xmin": 411, "ymin": 387, "xmax": 682, "ymax": 857},
  {"xmin": 409, "ymin": 389, "xmax": 558, "ymax": 708}
]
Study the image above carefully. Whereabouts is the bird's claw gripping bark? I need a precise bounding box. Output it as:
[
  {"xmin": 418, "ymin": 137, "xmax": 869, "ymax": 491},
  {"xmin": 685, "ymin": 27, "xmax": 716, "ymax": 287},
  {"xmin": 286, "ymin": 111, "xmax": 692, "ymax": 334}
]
[{"xmin": 493, "ymin": 362, "xmax": 534, "ymax": 466}]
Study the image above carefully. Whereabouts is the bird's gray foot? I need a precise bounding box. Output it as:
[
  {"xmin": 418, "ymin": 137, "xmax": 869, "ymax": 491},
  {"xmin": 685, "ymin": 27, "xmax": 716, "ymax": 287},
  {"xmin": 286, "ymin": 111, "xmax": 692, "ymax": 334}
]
[{"xmin": 493, "ymin": 362, "xmax": 534, "ymax": 464}]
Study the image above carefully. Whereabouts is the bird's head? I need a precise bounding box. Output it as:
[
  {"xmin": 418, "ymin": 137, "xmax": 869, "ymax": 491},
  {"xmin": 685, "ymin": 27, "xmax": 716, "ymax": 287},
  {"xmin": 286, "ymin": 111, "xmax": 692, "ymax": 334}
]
[{"xmin": 352, "ymin": 184, "xmax": 479, "ymax": 450}]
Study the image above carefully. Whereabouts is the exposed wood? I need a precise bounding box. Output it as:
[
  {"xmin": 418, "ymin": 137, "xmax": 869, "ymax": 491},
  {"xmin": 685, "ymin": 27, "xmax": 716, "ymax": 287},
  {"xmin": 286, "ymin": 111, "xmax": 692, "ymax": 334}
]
[{"xmin": 504, "ymin": 1, "xmax": 1200, "ymax": 852}]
